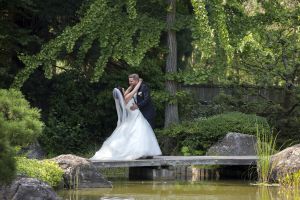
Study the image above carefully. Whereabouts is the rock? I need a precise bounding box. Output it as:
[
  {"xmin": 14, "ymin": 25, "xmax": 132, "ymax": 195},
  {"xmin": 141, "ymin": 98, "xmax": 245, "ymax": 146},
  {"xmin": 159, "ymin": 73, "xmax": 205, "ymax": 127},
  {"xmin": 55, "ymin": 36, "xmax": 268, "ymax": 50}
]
[
  {"xmin": 206, "ymin": 132, "xmax": 257, "ymax": 156},
  {"xmin": 50, "ymin": 154, "xmax": 112, "ymax": 188},
  {"xmin": 18, "ymin": 141, "xmax": 45, "ymax": 159},
  {"xmin": 0, "ymin": 177, "xmax": 59, "ymax": 200},
  {"xmin": 271, "ymin": 144, "xmax": 300, "ymax": 180}
]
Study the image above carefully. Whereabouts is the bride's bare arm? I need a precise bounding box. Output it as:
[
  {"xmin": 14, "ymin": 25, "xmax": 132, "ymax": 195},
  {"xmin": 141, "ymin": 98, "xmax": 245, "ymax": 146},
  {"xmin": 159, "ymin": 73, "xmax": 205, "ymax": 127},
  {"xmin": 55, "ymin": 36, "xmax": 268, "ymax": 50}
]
[
  {"xmin": 124, "ymin": 86, "xmax": 133, "ymax": 96},
  {"xmin": 124, "ymin": 79, "xmax": 142, "ymax": 103}
]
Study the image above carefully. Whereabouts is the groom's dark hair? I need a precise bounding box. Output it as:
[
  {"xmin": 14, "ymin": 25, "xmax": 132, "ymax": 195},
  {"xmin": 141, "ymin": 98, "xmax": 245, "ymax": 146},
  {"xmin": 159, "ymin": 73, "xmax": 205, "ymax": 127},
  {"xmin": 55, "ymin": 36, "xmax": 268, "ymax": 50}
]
[{"xmin": 128, "ymin": 73, "xmax": 139, "ymax": 80}]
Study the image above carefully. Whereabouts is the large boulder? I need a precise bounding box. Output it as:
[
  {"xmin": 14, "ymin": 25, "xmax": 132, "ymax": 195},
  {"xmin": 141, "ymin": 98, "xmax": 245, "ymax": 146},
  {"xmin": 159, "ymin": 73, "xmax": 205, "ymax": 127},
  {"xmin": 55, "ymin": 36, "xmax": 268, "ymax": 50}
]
[
  {"xmin": 50, "ymin": 154, "xmax": 112, "ymax": 188},
  {"xmin": 271, "ymin": 144, "xmax": 300, "ymax": 180},
  {"xmin": 0, "ymin": 177, "xmax": 59, "ymax": 200},
  {"xmin": 206, "ymin": 132, "xmax": 257, "ymax": 156}
]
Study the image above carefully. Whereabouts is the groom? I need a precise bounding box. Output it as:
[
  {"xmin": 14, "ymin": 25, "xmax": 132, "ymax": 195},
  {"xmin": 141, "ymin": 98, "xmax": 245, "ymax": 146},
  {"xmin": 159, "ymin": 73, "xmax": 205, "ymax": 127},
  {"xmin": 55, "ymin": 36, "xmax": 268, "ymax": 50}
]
[{"xmin": 128, "ymin": 74, "xmax": 156, "ymax": 129}]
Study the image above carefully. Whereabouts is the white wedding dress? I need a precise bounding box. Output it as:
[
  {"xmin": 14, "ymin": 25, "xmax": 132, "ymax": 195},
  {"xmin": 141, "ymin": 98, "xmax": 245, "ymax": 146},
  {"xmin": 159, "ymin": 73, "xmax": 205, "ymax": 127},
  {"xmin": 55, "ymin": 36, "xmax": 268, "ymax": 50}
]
[{"xmin": 90, "ymin": 88, "xmax": 162, "ymax": 160}]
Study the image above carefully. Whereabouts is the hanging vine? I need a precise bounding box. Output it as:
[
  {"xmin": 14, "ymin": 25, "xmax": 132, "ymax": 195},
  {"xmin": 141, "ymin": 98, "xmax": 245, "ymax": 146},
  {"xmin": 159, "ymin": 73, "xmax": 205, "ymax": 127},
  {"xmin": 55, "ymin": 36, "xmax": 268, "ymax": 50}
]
[
  {"xmin": 190, "ymin": 0, "xmax": 215, "ymax": 60},
  {"xmin": 209, "ymin": 0, "xmax": 234, "ymax": 65},
  {"xmin": 13, "ymin": 0, "xmax": 164, "ymax": 88}
]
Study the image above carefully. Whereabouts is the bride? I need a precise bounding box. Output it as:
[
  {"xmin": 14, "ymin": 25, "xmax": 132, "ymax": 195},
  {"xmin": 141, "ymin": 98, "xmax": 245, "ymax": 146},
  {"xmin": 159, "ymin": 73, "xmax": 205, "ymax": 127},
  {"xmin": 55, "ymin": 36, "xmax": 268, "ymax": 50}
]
[{"xmin": 90, "ymin": 78, "xmax": 162, "ymax": 160}]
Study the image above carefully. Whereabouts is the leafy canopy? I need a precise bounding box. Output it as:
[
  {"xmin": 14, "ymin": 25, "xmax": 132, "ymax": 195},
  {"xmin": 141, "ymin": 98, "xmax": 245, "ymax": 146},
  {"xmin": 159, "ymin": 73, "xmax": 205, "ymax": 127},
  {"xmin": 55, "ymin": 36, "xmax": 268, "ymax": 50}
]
[{"xmin": 13, "ymin": 0, "xmax": 164, "ymax": 88}]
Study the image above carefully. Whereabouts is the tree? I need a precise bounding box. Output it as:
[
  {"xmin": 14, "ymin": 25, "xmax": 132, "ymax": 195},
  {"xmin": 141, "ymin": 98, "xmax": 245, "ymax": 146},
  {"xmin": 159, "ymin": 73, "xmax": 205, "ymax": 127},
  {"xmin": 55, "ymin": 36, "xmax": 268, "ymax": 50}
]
[
  {"xmin": 0, "ymin": 0, "xmax": 85, "ymax": 89},
  {"xmin": 0, "ymin": 89, "xmax": 43, "ymax": 146},
  {"xmin": 234, "ymin": 1, "xmax": 300, "ymax": 139},
  {"xmin": 165, "ymin": 0, "xmax": 179, "ymax": 127},
  {"xmin": 12, "ymin": 0, "xmax": 164, "ymax": 88},
  {"xmin": 0, "ymin": 89, "xmax": 43, "ymax": 184},
  {"xmin": 0, "ymin": 0, "xmax": 40, "ymax": 88},
  {"xmin": 0, "ymin": 115, "xmax": 15, "ymax": 185},
  {"xmin": 188, "ymin": 0, "xmax": 300, "ymax": 140}
]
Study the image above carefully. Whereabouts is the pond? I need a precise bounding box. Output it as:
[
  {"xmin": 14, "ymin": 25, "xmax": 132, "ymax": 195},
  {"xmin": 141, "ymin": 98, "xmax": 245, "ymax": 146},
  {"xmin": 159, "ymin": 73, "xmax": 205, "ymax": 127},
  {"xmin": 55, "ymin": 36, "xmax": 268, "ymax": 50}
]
[{"xmin": 57, "ymin": 180, "xmax": 299, "ymax": 200}]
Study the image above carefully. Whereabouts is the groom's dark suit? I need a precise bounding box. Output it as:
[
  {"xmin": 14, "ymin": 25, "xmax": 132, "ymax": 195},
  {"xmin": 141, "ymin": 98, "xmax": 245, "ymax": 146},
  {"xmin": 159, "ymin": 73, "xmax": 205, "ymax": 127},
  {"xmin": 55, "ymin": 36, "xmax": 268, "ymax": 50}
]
[{"xmin": 135, "ymin": 83, "xmax": 156, "ymax": 129}]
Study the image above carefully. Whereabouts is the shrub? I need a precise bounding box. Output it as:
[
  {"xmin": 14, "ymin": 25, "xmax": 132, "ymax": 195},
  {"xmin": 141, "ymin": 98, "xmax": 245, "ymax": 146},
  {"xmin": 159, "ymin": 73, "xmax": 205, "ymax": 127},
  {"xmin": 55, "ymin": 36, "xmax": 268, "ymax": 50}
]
[
  {"xmin": 0, "ymin": 115, "xmax": 16, "ymax": 185},
  {"xmin": 158, "ymin": 112, "xmax": 270, "ymax": 155},
  {"xmin": 0, "ymin": 89, "xmax": 43, "ymax": 146},
  {"xmin": 16, "ymin": 157, "xmax": 63, "ymax": 187},
  {"xmin": 212, "ymin": 91, "xmax": 300, "ymax": 147},
  {"xmin": 0, "ymin": 89, "xmax": 43, "ymax": 185}
]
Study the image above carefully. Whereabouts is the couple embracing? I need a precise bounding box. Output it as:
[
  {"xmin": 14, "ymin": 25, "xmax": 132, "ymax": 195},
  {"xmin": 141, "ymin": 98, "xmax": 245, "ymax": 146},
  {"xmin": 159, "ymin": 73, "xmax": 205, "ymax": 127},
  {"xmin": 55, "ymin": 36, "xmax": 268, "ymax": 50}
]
[{"xmin": 90, "ymin": 74, "xmax": 162, "ymax": 160}]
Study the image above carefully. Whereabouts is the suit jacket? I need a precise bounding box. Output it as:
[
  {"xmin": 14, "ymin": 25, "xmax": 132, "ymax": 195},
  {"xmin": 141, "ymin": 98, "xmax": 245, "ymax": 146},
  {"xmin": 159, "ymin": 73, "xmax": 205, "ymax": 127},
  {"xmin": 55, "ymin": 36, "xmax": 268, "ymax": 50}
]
[{"xmin": 136, "ymin": 83, "xmax": 156, "ymax": 120}]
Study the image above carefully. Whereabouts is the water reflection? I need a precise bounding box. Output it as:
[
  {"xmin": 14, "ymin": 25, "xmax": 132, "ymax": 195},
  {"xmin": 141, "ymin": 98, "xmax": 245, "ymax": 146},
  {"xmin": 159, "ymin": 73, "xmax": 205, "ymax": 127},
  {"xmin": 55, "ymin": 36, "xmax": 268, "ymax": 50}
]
[
  {"xmin": 58, "ymin": 180, "xmax": 300, "ymax": 200},
  {"xmin": 258, "ymin": 186, "xmax": 300, "ymax": 200},
  {"xmin": 100, "ymin": 198, "xmax": 134, "ymax": 200}
]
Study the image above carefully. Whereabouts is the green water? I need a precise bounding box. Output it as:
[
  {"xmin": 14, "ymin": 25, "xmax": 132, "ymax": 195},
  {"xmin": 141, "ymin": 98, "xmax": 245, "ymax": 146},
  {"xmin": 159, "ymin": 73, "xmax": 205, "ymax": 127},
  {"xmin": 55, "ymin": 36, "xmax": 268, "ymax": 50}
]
[{"xmin": 57, "ymin": 180, "xmax": 300, "ymax": 200}]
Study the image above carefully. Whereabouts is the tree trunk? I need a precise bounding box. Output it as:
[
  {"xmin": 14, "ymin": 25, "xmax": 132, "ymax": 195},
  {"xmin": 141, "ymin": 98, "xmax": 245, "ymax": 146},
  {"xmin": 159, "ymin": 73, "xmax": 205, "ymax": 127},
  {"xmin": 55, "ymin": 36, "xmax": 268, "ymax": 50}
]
[{"xmin": 165, "ymin": 0, "xmax": 179, "ymax": 127}]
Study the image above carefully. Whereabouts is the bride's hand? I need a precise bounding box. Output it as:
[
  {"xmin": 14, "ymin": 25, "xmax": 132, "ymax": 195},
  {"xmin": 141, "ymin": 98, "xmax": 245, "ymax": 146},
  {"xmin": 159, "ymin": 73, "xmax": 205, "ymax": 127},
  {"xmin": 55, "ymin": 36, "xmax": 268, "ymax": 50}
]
[{"xmin": 139, "ymin": 78, "xmax": 143, "ymax": 82}]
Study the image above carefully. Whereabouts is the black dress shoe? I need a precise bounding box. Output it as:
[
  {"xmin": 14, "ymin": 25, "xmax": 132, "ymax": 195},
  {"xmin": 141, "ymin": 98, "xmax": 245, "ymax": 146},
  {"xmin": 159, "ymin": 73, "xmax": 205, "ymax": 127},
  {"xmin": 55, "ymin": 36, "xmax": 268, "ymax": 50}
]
[
  {"xmin": 145, "ymin": 156, "xmax": 153, "ymax": 159},
  {"xmin": 137, "ymin": 156, "xmax": 153, "ymax": 159}
]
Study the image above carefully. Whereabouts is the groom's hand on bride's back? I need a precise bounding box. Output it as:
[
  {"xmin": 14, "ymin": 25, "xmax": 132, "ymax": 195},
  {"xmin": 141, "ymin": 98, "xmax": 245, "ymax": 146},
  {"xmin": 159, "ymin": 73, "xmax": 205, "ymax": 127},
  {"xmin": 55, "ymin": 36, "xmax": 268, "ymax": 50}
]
[{"xmin": 130, "ymin": 103, "xmax": 138, "ymax": 110}]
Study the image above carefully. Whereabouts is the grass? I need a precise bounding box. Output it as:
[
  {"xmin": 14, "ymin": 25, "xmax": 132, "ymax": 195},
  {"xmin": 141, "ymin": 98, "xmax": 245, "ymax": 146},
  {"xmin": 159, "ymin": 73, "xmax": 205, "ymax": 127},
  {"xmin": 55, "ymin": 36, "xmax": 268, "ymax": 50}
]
[
  {"xmin": 278, "ymin": 170, "xmax": 300, "ymax": 189},
  {"xmin": 278, "ymin": 172, "xmax": 300, "ymax": 200},
  {"xmin": 255, "ymin": 124, "xmax": 277, "ymax": 185},
  {"xmin": 254, "ymin": 123, "xmax": 300, "ymax": 200}
]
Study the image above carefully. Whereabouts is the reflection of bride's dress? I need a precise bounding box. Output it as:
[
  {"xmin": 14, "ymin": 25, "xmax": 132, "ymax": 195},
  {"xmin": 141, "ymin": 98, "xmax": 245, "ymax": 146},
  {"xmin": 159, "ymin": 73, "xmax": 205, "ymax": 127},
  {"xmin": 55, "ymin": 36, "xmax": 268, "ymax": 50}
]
[{"xmin": 90, "ymin": 96, "xmax": 162, "ymax": 160}]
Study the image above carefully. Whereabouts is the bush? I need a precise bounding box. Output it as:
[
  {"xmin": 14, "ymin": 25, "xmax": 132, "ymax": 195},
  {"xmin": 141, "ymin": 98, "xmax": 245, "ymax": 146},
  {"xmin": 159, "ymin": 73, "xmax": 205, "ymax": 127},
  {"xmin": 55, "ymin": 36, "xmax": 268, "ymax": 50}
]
[
  {"xmin": 212, "ymin": 90, "xmax": 300, "ymax": 147},
  {"xmin": 0, "ymin": 89, "xmax": 43, "ymax": 146},
  {"xmin": 0, "ymin": 115, "xmax": 16, "ymax": 185},
  {"xmin": 0, "ymin": 89, "xmax": 43, "ymax": 185},
  {"xmin": 158, "ymin": 112, "xmax": 270, "ymax": 155},
  {"xmin": 16, "ymin": 157, "xmax": 63, "ymax": 187}
]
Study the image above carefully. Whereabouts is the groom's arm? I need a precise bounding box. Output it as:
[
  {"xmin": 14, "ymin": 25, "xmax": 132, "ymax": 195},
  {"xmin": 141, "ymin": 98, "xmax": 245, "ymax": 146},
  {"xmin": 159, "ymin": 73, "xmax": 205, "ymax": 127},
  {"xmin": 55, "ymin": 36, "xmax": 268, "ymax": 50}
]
[{"xmin": 137, "ymin": 84, "xmax": 151, "ymax": 109}]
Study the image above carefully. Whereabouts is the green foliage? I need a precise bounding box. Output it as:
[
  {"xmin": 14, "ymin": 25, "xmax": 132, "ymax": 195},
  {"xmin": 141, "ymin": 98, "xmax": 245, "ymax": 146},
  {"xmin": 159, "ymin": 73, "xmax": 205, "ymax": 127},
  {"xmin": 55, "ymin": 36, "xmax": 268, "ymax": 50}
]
[
  {"xmin": 13, "ymin": 0, "xmax": 165, "ymax": 88},
  {"xmin": 279, "ymin": 170, "xmax": 300, "ymax": 189},
  {"xmin": 211, "ymin": 87, "xmax": 300, "ymax": 146},
  {"xmin": 0, "ymin": 115, "xmax": 16, "ymax": 185},
  {"xmin": 16, "ymin": 157, "xmax": 63, "ymax": 187},
  {"xmin": 158, "ymin": 112, "xmax": 270, "ymax": 155},
  {"xmin": 152, "ymin": 89, "xmax": 191, "ymax": 105},
  {"xmin": 0, "ymin": 89, "xmax": 43, "ymax": 146},
  {"xmin": 0, "ymin": 0, "xmax": 40, "ymax": 88},
  {"xmin": 0, "ymin": 89, "xmax": 44, "ymax": 184},
  {"xmin": 190, "ymin": 0, "xmax": 235, "ymax": 81},
  {"xmin": 191, "ymin": 0, "xmax": 215, "ymax": 59},
  {"xmin": 2, "ymin": 0, "xmax": 298, "ymax": 157},
  {"xmin": 0, "ymin": 0, "xmax": 85, "ymax": 88},
  {"xmin": 256, "ymin": 125, "xmax": 277, "ymax": 184},
  {"xmin": 231, "ymin": 1, "xmax": 300, "ymax": 142},
  {"xmin": 213, "ymin": 91, "xmax": 274, "ymax": 114},
  {"xmin": 209, "ymin": 0, "xmax": 234, "ymax": 65},
  {"xmin": 189, "ymin": 0, "xmax": 300, "ymax": 87}
]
